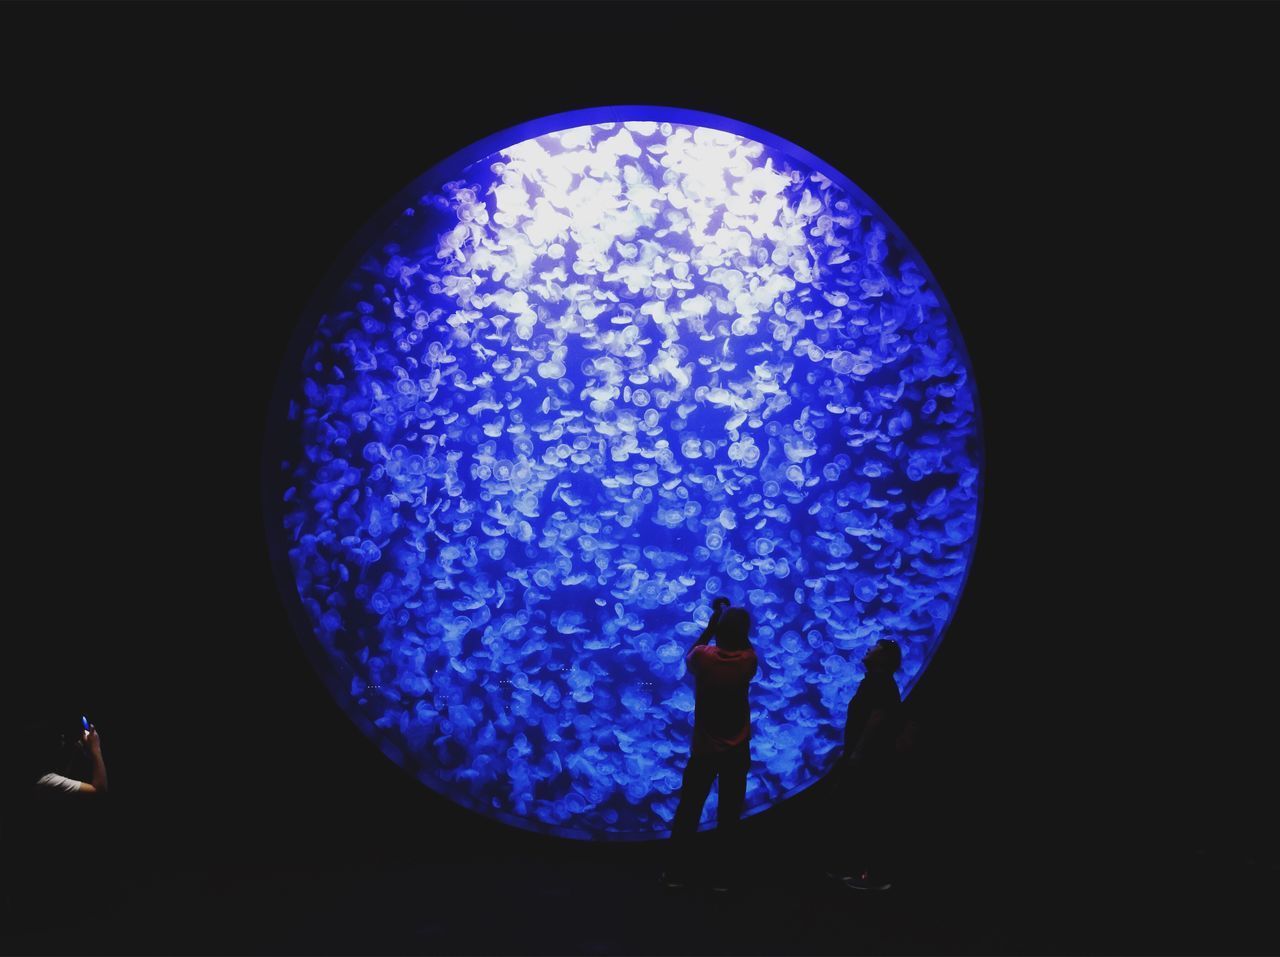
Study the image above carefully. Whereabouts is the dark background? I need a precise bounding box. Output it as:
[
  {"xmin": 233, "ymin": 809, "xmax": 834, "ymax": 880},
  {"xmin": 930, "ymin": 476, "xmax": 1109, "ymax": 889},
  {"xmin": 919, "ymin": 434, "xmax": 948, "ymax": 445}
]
[{"xmin": 5, "ymin": 3, "xmax": 1276, "ymax": 953}]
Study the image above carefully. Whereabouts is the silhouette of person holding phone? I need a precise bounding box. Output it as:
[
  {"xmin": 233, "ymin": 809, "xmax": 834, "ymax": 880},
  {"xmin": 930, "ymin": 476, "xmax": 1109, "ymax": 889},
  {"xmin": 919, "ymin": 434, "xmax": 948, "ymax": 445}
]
[
  {"xmin": 8, "ymin": 716, "xmax": 110, "ymax": 931},
  {"xmin": 662, "ymin": 596, "xmax": 758, "ymax": 891},
  {"xmin": 31, "ymin": 717, "xmax": 108, "ymax": 798}
]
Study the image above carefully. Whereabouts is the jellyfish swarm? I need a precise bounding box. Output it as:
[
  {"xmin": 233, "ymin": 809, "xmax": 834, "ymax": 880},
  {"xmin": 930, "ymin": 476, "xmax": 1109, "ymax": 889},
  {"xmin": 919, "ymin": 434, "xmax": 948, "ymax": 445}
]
[{"xmin": 272, "ymin": 113, "xmax": 981, "ymax": 839}]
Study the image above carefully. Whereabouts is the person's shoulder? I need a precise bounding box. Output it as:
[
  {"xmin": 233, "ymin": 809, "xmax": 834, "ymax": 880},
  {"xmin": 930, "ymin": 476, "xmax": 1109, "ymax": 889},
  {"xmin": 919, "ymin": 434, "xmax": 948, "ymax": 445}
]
[
  {"xmin": 687, "ymin": 644, "xmax": 711, "ymax": 668},
  {"xmin": 34, "ymin": 772, "xmax": 82, "ymax": 795},
  {"xmin": 880, "ymin": 674, "xmax": 903, "ymax": 703}
]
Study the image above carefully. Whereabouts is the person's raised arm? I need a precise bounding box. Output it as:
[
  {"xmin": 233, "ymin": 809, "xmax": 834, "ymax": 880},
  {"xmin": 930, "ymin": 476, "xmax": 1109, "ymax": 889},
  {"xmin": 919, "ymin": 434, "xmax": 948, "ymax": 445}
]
[
  {"xmin": 80, "ymin": 727, "xmax": 108, "ymax": 795},
  {"xmin": 689, "ymin": 596, "xmax": 730, "ymax": 657}
]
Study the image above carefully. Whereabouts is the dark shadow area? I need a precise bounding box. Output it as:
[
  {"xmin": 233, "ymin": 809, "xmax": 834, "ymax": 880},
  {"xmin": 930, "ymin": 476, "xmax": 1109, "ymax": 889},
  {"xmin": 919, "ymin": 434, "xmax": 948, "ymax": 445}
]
[
  {"xmin": 4, "ymin": 746, "xmax": 1277, "ymax": 955},
  {"xmin": 3, "ymin": 3, "xmax": 1276, "ymax": 953}
]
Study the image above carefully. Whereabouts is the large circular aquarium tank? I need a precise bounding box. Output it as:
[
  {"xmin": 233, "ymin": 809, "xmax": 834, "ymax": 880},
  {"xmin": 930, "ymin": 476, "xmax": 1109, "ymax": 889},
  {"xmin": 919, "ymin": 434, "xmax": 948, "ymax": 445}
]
[{"xmin": 266, "ymin": 107, "xmax": 982, "ymax": 839}]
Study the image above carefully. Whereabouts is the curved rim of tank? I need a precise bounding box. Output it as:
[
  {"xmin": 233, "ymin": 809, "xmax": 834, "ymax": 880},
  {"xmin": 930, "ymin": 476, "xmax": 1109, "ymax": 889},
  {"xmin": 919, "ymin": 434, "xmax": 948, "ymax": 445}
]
[{"xmin": 262, "ymin": 105, "xmax": 985, "ymax": 841}]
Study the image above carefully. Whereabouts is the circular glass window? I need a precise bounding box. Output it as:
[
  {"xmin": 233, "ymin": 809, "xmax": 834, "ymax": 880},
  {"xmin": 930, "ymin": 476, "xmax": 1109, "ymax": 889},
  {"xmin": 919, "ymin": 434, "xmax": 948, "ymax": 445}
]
[{"xmin": 266, "ymin": 107, "xmax": 982, "ymax": 839}]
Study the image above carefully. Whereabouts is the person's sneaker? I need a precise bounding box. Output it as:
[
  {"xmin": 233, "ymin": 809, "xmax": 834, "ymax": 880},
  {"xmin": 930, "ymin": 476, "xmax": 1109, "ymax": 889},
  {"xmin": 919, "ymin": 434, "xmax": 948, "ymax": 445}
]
[
  {"xmin": 825, "ymin": 870, "xmax": 854, "ymax": 883},
  {"xmin": 659, "ymin": 871, "xmax": 686, "ymax": 890},
  {"xmin": 844, "ymin": 871, "xmax": 892, "ymax": 891}
]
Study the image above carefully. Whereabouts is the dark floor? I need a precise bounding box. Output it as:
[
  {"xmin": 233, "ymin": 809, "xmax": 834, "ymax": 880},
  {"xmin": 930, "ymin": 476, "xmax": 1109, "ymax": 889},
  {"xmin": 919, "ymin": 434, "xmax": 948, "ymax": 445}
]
[{"xmin": 5, "ymin": 835, "xmax": 1276, "ymax": 955}]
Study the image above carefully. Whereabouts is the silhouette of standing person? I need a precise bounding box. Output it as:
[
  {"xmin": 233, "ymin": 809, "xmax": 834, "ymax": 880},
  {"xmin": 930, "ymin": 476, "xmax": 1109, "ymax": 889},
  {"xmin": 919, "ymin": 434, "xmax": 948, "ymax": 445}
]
[
  {"xmin": 829, "ymin": 638, "xmax": 904, "ymax": 890},
  {"xmin": 663, "ymin": 596, "xmax": 758, "ymax": 891}
]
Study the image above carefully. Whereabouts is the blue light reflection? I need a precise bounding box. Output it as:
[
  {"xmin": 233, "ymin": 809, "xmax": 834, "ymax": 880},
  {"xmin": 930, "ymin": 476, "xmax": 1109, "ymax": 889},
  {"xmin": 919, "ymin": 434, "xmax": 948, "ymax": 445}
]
[{"xmin": 272, "ymin": 109, "xmax": 982, "ymax": 839}]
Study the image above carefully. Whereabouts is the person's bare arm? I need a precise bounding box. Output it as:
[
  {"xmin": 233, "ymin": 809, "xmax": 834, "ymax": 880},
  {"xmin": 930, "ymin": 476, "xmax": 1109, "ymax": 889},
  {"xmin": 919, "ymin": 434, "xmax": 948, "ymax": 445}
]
[{"xmin": 78, "ymin": 728, "xmax": 108, "ymax": 795}]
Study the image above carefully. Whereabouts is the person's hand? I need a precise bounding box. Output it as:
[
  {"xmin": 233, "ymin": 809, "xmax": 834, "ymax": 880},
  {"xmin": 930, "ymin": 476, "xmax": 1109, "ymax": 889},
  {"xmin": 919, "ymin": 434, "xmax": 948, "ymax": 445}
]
[
  {"xmin": 84, "ymin": 727, "xmax": 101, "ymax": 754},
  {"xmin": 712, "ymin": 596, "xmax": 730, "ymax": 613}
]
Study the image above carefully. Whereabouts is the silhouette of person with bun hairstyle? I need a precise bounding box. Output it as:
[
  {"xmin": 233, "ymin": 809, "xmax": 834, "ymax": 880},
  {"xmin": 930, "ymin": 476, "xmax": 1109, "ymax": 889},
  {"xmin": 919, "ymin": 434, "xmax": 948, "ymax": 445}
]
[{"xmin": 828, "ymin": 638, "xmax": 905, "ymax": 891}]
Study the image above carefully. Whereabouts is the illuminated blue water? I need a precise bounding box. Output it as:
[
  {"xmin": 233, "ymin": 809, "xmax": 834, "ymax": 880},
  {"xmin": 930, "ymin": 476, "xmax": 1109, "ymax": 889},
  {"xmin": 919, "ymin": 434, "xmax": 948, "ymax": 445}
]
[{"xmin": 270, "ymin": 110, "xmax": 982, "ymax": 839}]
